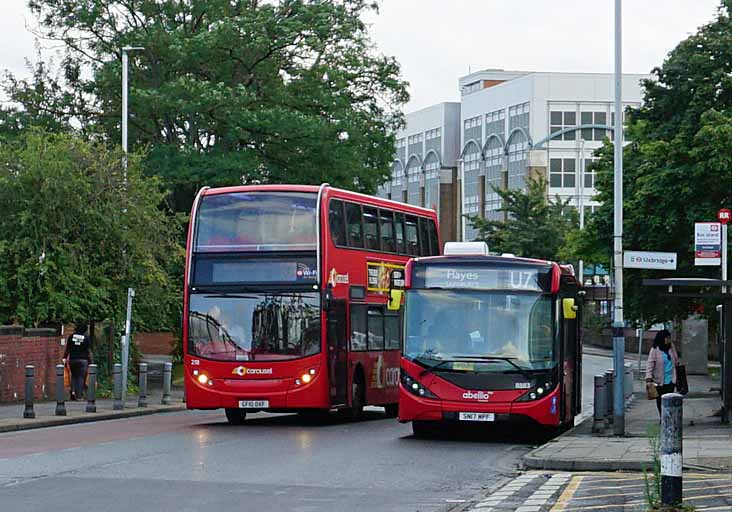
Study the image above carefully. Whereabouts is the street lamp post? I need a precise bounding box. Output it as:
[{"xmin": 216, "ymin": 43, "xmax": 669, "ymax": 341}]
[
  {"xmin": 121, "ymin": 46, "xmax": 144, "ymax": 184},
  {"xmin": 120, "ymin": 46, "xmax": 143, "ymax": 401},
  {"xmin": 612, "ymin": 0, "xmax": 626, "ymax": 436},
  {"xmin": 579, "ymin": 138, "xmax": 586, "ymax": 283}
]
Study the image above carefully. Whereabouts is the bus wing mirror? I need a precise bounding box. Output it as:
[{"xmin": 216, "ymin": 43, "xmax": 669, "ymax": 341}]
[
  {"xmin": 388, "ymin": 290, "xmax": 403, "ymax": 311},
  {"xmin": 562, "ymin": 298, "xmax": 578, "ymax": 320},
  {"xmin": 324, "ymin": 284, "xmax": 334, "ymax": 311}
]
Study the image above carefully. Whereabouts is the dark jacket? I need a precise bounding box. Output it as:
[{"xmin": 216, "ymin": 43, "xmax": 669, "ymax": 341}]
[{"xmin": 65, "ymin": 333, "xmax": 92, "ymax": 362}]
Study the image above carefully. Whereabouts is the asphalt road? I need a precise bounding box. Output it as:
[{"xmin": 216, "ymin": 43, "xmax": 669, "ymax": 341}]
[{"xmin": 0, "ymin": 352, "xmax": 615, "ymax": 512}]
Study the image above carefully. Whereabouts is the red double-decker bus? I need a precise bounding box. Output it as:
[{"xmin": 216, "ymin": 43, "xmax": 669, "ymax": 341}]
[
  {"xmin": 183, "ymin": 184, "xmax": 440, "ymax": 423},
  {"xmin": 395, "ymin": 243, "xmax": 582, "ymax": 437}
]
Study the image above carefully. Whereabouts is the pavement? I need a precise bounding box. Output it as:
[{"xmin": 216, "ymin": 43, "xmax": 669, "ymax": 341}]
[
  {"xmin": 0, "ymin": 387, "xmax": 186, "ymax": 433},
  {"xmin": 524, "ymin": 368, "xmax": 732, "ymax": 472},
  {"xmin": 464, "ymin": 470, "xmax": 732, "ymax": 511}
]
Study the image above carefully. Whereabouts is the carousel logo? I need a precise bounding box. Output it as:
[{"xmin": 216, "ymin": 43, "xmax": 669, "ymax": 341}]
[
  {"xmin": 462, "ymin": 390, "xmax": 493, "ymax": 401},
  {"xmin": 232, "ymin": 366, "xmax": 273, "ymax": 377}
]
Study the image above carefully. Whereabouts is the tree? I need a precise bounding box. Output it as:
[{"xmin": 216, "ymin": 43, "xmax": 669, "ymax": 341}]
[
  {"xmin": 574, "ymin": 1, "xmax": 732, "ymax": 324},
  {"xmin": 14, "ymin": 0, "xmax": 408, "ymax": 212},
  {"xmin": 467, "ymin": 178, "xmax": 579, "ymax": 262},
  {"xmin": 0, "ymin": 129, "xmax": 183, "ymax": 330}
]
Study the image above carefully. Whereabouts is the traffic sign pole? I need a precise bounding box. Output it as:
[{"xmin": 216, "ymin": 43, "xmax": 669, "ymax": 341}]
[{"xmin": 719, "ymin": 209, "xmax": 730, "ymax": 293}]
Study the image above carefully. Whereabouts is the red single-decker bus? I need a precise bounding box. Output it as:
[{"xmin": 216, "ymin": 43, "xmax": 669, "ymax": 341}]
[
  {"xmin": 184, "ymin": 184, "xmax": 440, "ymax": 423},
  {"xmin": 396, "ymin": 244, "xmax": 582, "ymax": 437}
]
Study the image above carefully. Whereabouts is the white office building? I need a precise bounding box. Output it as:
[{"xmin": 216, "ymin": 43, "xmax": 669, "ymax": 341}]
[{"xmin": 380, "ymin": 69, "xmax": 649, "ymax": 244}]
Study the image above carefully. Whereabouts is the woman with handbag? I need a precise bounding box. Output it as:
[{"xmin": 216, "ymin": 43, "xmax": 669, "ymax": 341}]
[{"xmin": 645, "ymin": 329, "xmax": 680, "ymax": 416}]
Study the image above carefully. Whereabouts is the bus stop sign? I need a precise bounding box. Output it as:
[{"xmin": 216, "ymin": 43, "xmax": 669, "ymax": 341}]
[{"xmin": 719, "ymin": 209, "xmax": 731, "ymax": 225}]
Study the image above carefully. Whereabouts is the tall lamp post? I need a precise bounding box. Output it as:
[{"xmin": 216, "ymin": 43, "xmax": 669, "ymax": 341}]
[
  {"xmin": 122, "ymin": 46, "xmax": 144, "ymax": 183},
  {"xmin": 120, "ymin": 46, "xmax": 143, "ymax": 400},
  {"xmin": 579, "ymin": 138, "xmax": 586, "ymax": 283},
  {"xmin": 612, "ymin": 0, "xmax": 626, "ymax": 436}
]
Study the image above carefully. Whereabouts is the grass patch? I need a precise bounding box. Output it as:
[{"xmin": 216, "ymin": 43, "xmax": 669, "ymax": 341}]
[{"xmin": 709, "ymin": 366, "xmax": 720, "ymax": 378}]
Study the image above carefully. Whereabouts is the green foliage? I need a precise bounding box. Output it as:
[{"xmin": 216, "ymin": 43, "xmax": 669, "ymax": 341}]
[
  {"xmin": 572, "ymin": 3, "xmax": 732, "ymax": 324},
  {"xmin": 0, "ymin": 129, "xmax": 184, "ymax": 329},
  {"xmin": 466, "ymin": 177, "xmax": 579, "ymax": 262},
  {"xmin": 15, "ymin": 0, "xmax": 409, "ymax": 212}
]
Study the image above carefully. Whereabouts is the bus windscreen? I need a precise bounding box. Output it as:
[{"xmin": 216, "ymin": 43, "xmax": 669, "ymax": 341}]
[
  {"xmin": 195, "ymin": 192, "xmax": 317, "ymax": 252},
  {"xmin": 404, "ymin": 289, "xmax": 555, "ymax": 371}
]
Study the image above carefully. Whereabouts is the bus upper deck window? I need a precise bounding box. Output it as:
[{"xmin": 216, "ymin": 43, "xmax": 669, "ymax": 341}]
[
  {"xmin": 395, "ymin": 213, "xmax": 406, "ymax": 254},
  {"xmin": 405, "ymin": 216, "xmax": 419, "ymax": 256},
  {"xmin": 363, "ymin": 206, "xmax": 380, "ymax": 251},
  {"xmin": 345, "ymin": 202, "xmax": 364, "ymax": 248},
  {"xmin": 379, "ymin": 210, "xmax": 396, "ymax": 253},
  {"xmin": 329, "ymin": 200, "xmax": 346, "ymax": 246}
]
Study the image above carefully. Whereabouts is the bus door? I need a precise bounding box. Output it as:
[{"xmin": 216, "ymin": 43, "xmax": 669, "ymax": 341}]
[
  {"xmin": 327, "ymin": 300, "xmax": 349, "ymax": 407},
  {"xmin": 559, "ymin": 290, "xmax": 581, "ymax": 424}
]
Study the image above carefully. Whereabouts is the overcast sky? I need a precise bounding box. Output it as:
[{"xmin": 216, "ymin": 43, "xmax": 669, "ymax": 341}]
[{"xmin": 1, "ymin": 0, "xmax": 723, "ymax": 111}]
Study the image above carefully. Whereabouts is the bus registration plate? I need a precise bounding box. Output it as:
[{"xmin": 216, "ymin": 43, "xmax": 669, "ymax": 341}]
[
  {"xmin": 238, "ymin": 400, "xmax": 269, "ymax": 409},
  {"xmin": 459, "ymin": 412, "xmax": 495, "ymax": 422}
]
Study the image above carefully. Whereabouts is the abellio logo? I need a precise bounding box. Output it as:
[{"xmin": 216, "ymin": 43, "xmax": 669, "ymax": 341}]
[{"xmin": 462, "ymin": 390, "xmax": 493, "ymax": 401}]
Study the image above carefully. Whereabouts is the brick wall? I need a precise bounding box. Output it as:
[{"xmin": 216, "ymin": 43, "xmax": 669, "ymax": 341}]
[
  {"xmin": 133, "ymin": 332, "xmax": 175, "ymax": 355},
  {"xmin": 0, "ymin": 326, "xmax": 63, "ymax": 403}
]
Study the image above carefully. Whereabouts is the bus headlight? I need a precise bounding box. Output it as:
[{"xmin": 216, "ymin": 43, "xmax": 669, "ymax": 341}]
[
  {"xmin": 296, "ymin": 369, "xmax": 316, "ymax": 385},
  {"xmin": 401, "ymin": 370, "xmax": 438, "ymax": 399},
  {"xmin": 197, "ymin": 373, "xmax": 209, "ymax": 385},
  {"xmin": 517, "ymin": 380, "xmax": 555, "ymax": 402}
]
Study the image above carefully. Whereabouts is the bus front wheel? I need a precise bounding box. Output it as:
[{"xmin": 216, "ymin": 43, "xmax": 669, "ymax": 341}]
[
  {"xmin": 340, "ymin": 374, "xmax": 365, "ymax": 421},
  {"xmin": 384, "ymin": 404, "xmax": 399, "ymax": 417},
  {"xmin": 412, "ymin": 420, "xmax": 437, "ymax": 438},
  {"xmin": 225, "ymin": 408, "xmax": 247, "ymax": 425}
]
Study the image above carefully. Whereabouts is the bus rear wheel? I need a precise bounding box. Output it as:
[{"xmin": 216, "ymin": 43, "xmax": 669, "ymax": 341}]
[{"xmin": 225, "ymin": 408, "xmax": 247, "ymax": 425}]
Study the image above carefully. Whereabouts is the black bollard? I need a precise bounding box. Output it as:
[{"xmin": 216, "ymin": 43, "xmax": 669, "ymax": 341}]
[
  {"xmin": 55, "ymin": 364, "xmax": 67, "ymax": 416},
  {"xmin": 138, "ymin": 363, "xmax": 148, "ymax": 408},
  {"xmin": 661, "ymin": 393, "xmax": 683, "ymax": 507},
  {"xmin": 113, "ymin": 363, "xmax": 123, "ymax": 410},
  {"xmin": 23, "ymin": 365, "xmax": 35, "ymax": 419},
  {"xmin": 162, "ymin": 362, "xmax": 172, "ymax": 405},
  {"xmin": 85, "ymin": 364, "xmax": 97, "ymax": 413}
]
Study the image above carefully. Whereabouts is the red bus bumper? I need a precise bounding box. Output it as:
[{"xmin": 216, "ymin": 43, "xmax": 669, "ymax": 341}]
[
  {"xmin": 184, "ymin": 357, "xmax": 329, "ymax": 410},
  {"xmin": 398, "ymin": 384, "xmax": 561, "ymax": 427}
]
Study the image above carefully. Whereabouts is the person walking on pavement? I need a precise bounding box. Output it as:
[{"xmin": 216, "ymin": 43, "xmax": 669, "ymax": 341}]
[
  {"xmin": 63, "ymin": 324, "xmax": 93, "ymax": 401},
  {"xmin": 645, "ymin": 329, "xmax": 680, "ymax": 417}
]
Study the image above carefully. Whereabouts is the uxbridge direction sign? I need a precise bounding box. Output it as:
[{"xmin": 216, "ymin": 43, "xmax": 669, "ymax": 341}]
[{"xmin": 624, "ymin": 251, "xmax": 678, "ymax": 270}]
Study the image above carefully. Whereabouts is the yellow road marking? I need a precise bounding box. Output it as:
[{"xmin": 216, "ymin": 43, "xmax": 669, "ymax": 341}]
[
  {"xmin": 560, "ymin": 503, "xmax": 631, "ymax": 511},
  {"xmin": 550, "ymin": 475, "xmax": 583, "ymax": 512}
]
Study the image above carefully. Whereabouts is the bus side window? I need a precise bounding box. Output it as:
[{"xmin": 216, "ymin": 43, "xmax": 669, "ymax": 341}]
[
  {"xmin": 405, "ymin": 215, "xmax": 419, "ymax": 256},
  {"xmin": 384, "ymin": 313, "xmax": 400, "ymax": 350},
  {"xmin": 367, "ymin": 307, "xmax": 384, "ymax": 350},
  {"xmin": 395, "ymin": 213, "xmax": 406, "ymax": 254},
  {"xmin": 427, "ymin": 219, "xmax": 439, "ymax": 255},
  {"xmin": 418, "ymin": 218, "xmax": 431, "ymax": 256},
  {"xmin": 329, "ymin": 200, "xmax": 346, "ymax": 246},
  {"xmin": 379, "ymin": 210, "xmax": 396, "ymax": 253},
  {"xmin": 350, "ymin": 304, "xmax": 367, "ymax": 351},
  {"xmin": 345, "ymin": 202, "xmax": 364, "ymax": 248},
  {"xmin": 363, "ymin": 206, "xmax": 380, "ymax": 251}
]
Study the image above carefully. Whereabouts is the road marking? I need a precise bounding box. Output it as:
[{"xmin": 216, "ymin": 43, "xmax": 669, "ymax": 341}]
[{"xmin": 550, "ymin": 475, "xmax": 583, "ymax": 511}]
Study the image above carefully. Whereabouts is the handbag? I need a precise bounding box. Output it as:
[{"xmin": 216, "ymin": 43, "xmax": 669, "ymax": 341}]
[
  {"xmin": 646, "ymin": 381, "xmax": 658, "ymax": 400},
  {"xmin": 676, "ymin": 364, "xmax": 689, "ymax": 395},
  {"xmin": 63, "ymin": 363, "xmax": 71, "ymax": 389}
]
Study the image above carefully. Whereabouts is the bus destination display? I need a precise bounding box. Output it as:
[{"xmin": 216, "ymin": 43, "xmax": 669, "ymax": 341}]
[{"xmin": 417, "ymin": 265, "xmax": 547, "ymax": 292}]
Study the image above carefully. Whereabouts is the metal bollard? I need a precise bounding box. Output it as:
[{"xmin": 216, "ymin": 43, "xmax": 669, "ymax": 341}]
[
  {"xmin": 624, "ymin": 363, "xmax": 633, "ymax": 405},
  {"xmin": 55, "ymin": 364, "xmax": 67, "ymax": 416},
  {"xmin": 138, "ymin": 363, "xmax": 148, "ymax": 408},
  {"xmin": 162, "ymin": 362, "xmax": 172, "ymax": 405},
  {"xmin": 605, "ymin": 369, "xmax": 614, "ymax": 424},
  {"xmin": 24, "ymin": 365, "xmax": 35, "ymax": 419},
  {"xmin": 592, "ymin": 374, "xmax": 606, "ymax": 433},
  {"xmin": 86, "ymin": 364, "xmax": 97, "ymax": 413},
  {"xmin": 113, "ymin": 363, "xmax": 124, "ymax": 410},
  {"xmin": 661, "ymin": 393, "xmax": 683, "ymax": 507}
]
